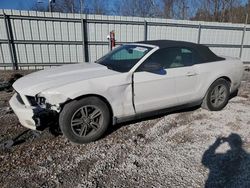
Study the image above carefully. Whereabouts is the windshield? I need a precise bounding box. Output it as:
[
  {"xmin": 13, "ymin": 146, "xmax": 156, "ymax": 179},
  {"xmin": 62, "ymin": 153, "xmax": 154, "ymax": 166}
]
[{"xmin": 96, "ymin": 44, "xmax": 152, "ymax": 72}]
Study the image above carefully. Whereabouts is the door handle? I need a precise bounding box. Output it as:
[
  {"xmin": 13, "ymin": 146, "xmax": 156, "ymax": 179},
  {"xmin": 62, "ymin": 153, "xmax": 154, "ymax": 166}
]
[{"xmin": 186, "ymin": 72, "xmax": 197, "ymax": 76}]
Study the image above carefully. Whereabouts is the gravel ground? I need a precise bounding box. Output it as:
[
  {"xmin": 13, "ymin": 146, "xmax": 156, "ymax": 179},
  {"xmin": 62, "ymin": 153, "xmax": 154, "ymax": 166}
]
[{"xmin": 0, "ymin": 68, "xmax": 250, "ymax": 188}]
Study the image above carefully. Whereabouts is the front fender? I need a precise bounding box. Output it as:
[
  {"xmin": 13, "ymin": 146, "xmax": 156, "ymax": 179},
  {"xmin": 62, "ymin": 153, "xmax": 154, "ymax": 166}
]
[{"xmin": 42, "ymin": 73, "xmax": 135, "ymax": 118}]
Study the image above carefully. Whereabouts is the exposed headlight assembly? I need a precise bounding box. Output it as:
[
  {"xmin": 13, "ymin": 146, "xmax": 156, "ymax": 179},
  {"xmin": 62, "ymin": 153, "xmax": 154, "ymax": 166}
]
[
  {"xmin": 36, "ymin": 96, "xmax": 46, "ymax": 105},
  {"xmin": 35, "ymin": 94, "xmax": 47, "ymax": 108}
]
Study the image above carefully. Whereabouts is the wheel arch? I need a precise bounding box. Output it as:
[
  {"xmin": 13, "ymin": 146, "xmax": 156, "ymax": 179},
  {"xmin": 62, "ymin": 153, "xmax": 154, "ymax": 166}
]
[
  {"xmin": 210, "ymin": 76, "xmax": 232, "ymax": 91},
  {"xmin": 203, "ymin": 76, "xmax": 232, "ymax": 99},
  {"xmin": 201, "ymin": 76, "xmax": 232, "ymax": 111},
  {"xmin": 218, "ymin": 76, "xmax": 231, "ymax": 85},
  {"xmin": 62, "ymin": 94, "xmax": 114, "ymax": 119}
]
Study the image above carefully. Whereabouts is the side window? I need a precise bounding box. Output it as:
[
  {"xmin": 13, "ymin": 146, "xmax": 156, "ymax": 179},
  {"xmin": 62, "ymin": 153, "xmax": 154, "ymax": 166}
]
[
  {"xmin": 168, "ymin": 48, "xmax": 202, "ymax": 68},
  {"xmin": 136, "ymin": 48, "xmax": 170, "ymax": 71},
  {"xmin": 180, "ymin": 48, "xmax": 193, "ymax": 67},
  {"xmin": 137, "ymin": 47, "xmax": 200, "ymax": 71}
]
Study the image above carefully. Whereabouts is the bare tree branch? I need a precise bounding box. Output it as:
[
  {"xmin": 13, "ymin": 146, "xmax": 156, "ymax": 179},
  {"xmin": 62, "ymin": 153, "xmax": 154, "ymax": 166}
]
[{"xmin": 116, "ymin": 0, "xmax": 162, "ymax": 17}]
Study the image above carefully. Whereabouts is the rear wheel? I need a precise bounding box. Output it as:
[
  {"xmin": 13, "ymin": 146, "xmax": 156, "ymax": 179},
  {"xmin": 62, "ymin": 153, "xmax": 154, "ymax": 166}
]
[
  {"xmin": 59, "ymin": 97, "xmax": 110, "ymax": 144},
  {"xmin": 202, "ymin": 79, "xmax": 230, "ymax": 111}
]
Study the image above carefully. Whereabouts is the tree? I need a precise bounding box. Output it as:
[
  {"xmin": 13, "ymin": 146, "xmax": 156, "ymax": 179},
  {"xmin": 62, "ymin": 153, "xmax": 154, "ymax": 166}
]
[
  {"xmin": 162, "ymin": 0, "xmax": 190, "ymax": 19},
  {"xmin": 32, "ymin": 0, "xmax": 49, "ymax": 12},
  {"xmin": 87, "ymin": 0, "xmax": 108, "ymax": 15},
  {"xmin": 30, "ymin": 0, "xmax": 249, "ymax": 24},
  {"xmin": 191, "ymin": 0, "xmax": 247, "ymax": 23},
  {"xmin": 162, "ymin": 0, "xmax": 174, "ymax": 18},
  {"xmin": 247, "ymin": 0, "xmax": 250, "ymax": 23},
  {"xmin": 32, "ymin": 0, "xmax": 85, "ymax": 13},
  {"xmin": 176, "ymin": 0, "xmax": 190, "ymax": 19},
  {"xmin": 116, "ymin": 0, "xmax": 162, "ymax": 17},
  {"xmin": 191, "ymin": 8, "xmax": 211, "ymax": 21},
  {"xmin": 53, "ymin": 0, "xmax": 79, "ymax": 13}
]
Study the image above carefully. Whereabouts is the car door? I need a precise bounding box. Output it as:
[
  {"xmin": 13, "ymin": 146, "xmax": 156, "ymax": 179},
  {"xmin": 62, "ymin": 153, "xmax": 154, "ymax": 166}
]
[
  {"xmin": 133, "ymin": 48, "xmax": 178, "ymax": 114},
  {"xmin": 170, "ymin": 47, "xmax": 200, "ymax": 104}
]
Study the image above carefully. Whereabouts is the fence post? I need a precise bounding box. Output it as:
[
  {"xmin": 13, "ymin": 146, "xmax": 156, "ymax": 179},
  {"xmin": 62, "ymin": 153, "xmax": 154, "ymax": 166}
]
[
  {"xmin": 240, "ymin": 26, "xmax": 246, "ymax": 58},
  {"xmin": 240, "ymin": 14, "xmax": 248, "ymax": 59},
  {"xmin": 144, "ymin": 20, "xmax": 148, "ymax": 41},
  {"xmin": 197, "ymin": 24, "xmax": 201, "ymax": 44},
  {"xmin": 81, "ymin": 18, "xmax": 89, "ymax": 62},
  {"xmin": 3, "ymin": 13, "xmax": 18, "ymax": 70}
]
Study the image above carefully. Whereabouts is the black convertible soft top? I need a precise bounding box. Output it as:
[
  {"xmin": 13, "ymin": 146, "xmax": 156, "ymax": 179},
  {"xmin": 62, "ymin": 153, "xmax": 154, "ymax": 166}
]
[{"xmin": 137, "ymin": 40, "xmax": 225, "ymax": 63}]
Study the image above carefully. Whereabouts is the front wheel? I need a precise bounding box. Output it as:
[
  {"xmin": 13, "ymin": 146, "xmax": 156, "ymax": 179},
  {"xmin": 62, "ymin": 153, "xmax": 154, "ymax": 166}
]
[
  {"xmin": 59, "ymin": 97, "xmax": 110, "ymax": 144},
  {"xmin": 202, "ymin": 79, "xmax": 230, "ymax": 111}
]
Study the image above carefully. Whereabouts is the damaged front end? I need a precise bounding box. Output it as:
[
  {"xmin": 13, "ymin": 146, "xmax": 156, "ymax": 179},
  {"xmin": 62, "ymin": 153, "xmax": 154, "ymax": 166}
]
[
  {"xmin": 9, "ymin": 92, "xmax": 61, "ymax": 131},
  {"xmin": 32, "ymin": 106, "xmax": 58, "ymax": 131}
]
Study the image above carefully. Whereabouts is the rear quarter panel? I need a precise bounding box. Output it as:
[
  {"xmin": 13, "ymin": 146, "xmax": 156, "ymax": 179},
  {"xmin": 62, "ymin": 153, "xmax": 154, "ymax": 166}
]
[{"xmin": 193, "ymin": 58, "xmax": 244, "ymax": 101}]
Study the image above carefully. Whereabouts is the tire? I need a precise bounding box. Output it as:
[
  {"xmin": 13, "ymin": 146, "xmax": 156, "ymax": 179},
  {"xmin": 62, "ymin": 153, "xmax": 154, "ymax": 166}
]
[
  {"xmin": 59, "ymin": 97, "xmax": 111, "ymax": 144},
  {"xmin": 202, "ymin": 79, "xmax": 230, "ymax": 111}
]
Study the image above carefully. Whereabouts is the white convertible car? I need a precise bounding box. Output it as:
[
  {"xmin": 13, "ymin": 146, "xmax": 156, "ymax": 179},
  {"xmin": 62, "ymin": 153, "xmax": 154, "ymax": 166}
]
[{"xmin": 10, "ymin": 40, "xmax": 244, "ymax": 143}]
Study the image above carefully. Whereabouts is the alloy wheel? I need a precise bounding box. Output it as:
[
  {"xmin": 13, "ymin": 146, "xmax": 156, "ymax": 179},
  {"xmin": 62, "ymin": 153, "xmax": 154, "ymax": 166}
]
[
  {"xmin": 210, "ymin": 84, "xmax": 227, "ymax": 108},
  {"xmin": 70, "ymin": 105, "xmax": 103, "ymax": 137}
]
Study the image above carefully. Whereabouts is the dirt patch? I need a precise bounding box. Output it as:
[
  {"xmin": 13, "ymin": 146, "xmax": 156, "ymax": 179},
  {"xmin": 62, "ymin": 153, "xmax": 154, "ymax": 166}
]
[{"xmin": 0, "ymin": 70, "xmax": 250, "ymax": 187}]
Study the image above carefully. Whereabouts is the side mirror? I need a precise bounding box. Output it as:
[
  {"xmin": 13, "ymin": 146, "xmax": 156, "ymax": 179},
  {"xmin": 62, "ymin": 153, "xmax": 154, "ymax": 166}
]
[{"xmin": 141, "ymin": 62, "xmax": 166, "ymax": 75}]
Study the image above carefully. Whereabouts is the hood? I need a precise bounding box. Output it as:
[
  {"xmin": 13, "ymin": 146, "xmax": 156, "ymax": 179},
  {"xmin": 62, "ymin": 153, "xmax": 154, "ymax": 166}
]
[{"xmin": 13, "ymin": 63, "xmax": 119, "ymax": 96}]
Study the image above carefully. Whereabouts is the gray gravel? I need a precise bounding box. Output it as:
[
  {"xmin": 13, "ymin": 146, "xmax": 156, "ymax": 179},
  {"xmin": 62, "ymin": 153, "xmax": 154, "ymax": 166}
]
[{"xmin": 0, "ymin": 69, "xmax": 250, "ymax": 188}]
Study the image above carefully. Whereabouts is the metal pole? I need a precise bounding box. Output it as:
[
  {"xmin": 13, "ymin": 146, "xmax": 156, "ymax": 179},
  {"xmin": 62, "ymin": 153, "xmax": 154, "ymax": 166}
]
[
  {"xmin": 81, "ymin": 18, "xmax": 89, "ymax": 62},
  {"xmin": 239, "ymin": 26, "xmax": 246, "ymax": 58},
  {"xmin": 48, "ymin": 0, "xmax": 51, "ymax": 12},
  {"xmin": 80, "ymin": 0, "xmax": 83, "ymax": 14},
  {"xmin": 197, "ymin": 24, "xmax": 201, "ymax": 44},
  {"xmin": 72, "ymin": 3, "xmax": 74, "ymax": 13},
  {"xmin": 144, "ymin": 20, "xmax": 147, "ymax": 41},
  {"xmin": 3, "ymin": 13, "xmax": 18, "ymax": 70},
  {"xmin": 108, "ymin": 32, "xmax": 112, "ymax": 51},
  {"xmin": 239, "ymin": 14, "xmax": 248, "ymax": 58}
]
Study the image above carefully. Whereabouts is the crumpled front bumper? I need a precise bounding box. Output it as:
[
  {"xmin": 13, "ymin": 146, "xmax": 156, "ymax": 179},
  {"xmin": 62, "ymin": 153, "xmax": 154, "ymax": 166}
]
[{"xmin": 9, "ymin": 93, "xmax": 37, "ymax": 130}]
